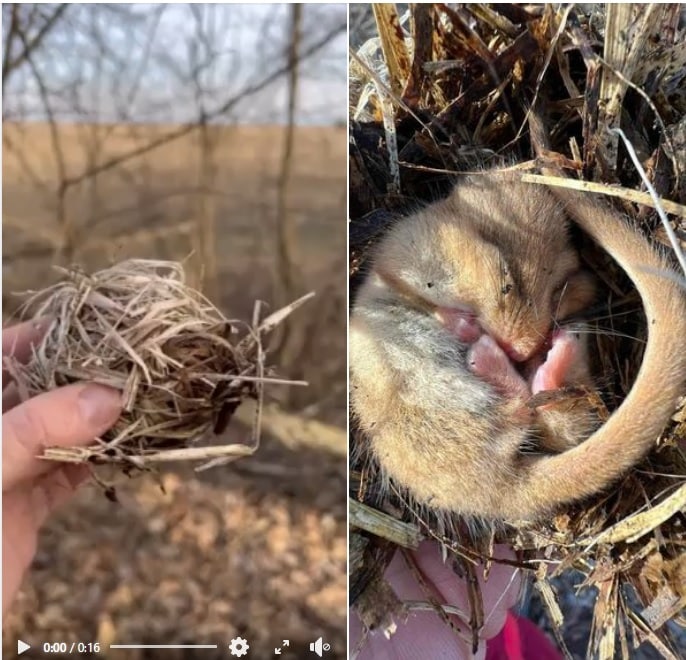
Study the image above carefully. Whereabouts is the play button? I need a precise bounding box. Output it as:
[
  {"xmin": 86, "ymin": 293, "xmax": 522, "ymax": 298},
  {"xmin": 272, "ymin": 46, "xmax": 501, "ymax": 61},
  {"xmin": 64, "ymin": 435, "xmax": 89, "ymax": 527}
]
[{"xmin": 18, "ymin": 640, "xmax": 30, "ymax": 655}]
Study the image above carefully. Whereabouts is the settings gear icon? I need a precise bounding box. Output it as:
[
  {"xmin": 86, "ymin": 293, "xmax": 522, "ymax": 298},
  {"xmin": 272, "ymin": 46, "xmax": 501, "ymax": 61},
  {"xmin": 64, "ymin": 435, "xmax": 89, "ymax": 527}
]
[{"xmin": 229, "ymin": 637, "xmax": 249, "ymax": 657}]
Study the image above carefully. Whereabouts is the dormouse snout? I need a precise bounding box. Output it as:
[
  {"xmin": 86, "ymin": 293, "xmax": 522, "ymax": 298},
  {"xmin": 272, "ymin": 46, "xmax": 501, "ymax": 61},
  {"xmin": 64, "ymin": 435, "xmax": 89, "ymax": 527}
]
[
  {"xmin": 491, "ymin": 332, "xmax": 546, "ymax": 363},
  {"xmin": 496, "ymin": 339, "xmax": 529, "ymax": 363}
]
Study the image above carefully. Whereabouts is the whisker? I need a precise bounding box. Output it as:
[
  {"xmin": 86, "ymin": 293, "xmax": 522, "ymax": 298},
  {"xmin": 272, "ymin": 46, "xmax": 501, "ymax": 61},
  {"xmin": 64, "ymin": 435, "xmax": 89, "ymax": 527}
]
[
  {"xmin": 573, "ymin": 309, "xmax": 643, "ymax": 323},
  {"xmin": 554, "ymin": 281, "xmax": 569, "ymax": 322},
  {"xmin": 560, "ymin": 307, "xmax": 644, "ymax": 326},
  {"xmin": 565, "ymin": 328, "xmax": 646, "ymax": 343}
]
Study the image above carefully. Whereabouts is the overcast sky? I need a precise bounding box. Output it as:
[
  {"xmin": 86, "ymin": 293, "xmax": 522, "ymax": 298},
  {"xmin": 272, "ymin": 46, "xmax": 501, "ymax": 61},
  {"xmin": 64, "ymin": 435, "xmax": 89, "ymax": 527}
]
[{"xmin": 2, "ymin": 3, "xmax": 348, "ymax": 125}]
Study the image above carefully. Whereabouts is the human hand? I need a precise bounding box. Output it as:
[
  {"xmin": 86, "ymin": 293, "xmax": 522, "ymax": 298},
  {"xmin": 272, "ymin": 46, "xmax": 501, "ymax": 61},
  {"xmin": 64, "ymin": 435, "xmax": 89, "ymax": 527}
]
[
  {"xmin": 2, "ymin": 320, "xmax": 122, "ymax": 614},
  {"xmin": 350, "ymin": 540, "xmax": 522, "ymax": 659}
]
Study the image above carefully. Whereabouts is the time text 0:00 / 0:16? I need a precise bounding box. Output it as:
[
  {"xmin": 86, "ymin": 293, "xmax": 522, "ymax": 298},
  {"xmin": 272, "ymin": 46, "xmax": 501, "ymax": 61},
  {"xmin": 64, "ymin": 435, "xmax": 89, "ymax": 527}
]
[{"xmin": 43, "ymin": 642, "xmax": 102, "ymax": 653}]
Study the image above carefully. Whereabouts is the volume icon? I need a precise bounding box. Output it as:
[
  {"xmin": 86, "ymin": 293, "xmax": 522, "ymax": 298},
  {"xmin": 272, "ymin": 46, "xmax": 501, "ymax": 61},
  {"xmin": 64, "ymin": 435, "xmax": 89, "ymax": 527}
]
[{"xmin": 309, "ymin": 637, "xmax": 330, "ymax": 657}]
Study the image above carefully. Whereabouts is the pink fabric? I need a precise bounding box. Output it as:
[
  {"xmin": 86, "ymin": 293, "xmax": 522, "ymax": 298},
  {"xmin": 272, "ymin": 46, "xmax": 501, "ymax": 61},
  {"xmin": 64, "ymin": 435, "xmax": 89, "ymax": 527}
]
[{"xmin": 486, "ymin": 612, "xmax": 562, "ymax": 660}]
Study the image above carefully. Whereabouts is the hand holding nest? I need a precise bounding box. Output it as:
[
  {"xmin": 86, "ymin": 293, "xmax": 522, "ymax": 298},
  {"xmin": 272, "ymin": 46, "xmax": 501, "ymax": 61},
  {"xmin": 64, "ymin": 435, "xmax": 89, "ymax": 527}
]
[
  {"xmin": 2, "ymin": 320, "xmax": 122, "ymax": 614},
  {"xmin": 350, "ymin": 542, "xmax": 523, "ymax": 659}
]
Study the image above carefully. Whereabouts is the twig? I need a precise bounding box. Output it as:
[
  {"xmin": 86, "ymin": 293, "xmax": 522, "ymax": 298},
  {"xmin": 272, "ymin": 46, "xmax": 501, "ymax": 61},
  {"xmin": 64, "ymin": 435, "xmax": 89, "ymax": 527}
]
[
  {"xmin": 609, "ymin": 128, "xmax": 686, "ymax": 277},
  {"xmin": 521, "ymin": 173, "xmax": 686, "ymax": 220},
  {"xmin": 60, "ymin": 20, "xmax": 346, "ymax": 189},
  {"xmin": 42, "ymin": 443, "xmax": 255, "ymax": 465},
  {"xmin": 2, "ymin": 4, "xmax": 68, "ymax": 82}
]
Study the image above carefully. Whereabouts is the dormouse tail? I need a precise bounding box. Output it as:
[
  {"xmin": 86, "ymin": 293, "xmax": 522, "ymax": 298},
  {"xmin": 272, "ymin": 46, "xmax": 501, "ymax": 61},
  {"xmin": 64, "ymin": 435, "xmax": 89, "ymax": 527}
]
[{"xmin": 519, "ymin": 186, "xmax": 686, "ymax": 516}]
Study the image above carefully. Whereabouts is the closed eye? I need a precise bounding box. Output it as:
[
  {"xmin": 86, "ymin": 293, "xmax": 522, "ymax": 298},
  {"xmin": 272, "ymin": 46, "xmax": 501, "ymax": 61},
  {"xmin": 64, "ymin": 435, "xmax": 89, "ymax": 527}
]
[
  {"xmin": 551, "ymin": 268, "xmax": 582, "ymax": 312},
  {"xmin": 552, "ymin": 269, "xmax": 595, "ymax": 320},
  {"xmin": 552, "ymin": 281, "xmax": 568, "ymax": 319},
  {"xmin": 552, "ymin": 268, "xmax": 581, "ymax": 297},
  {"xmin": 552, "ymin": 280, "xmax": 568, "ymax": 298}
]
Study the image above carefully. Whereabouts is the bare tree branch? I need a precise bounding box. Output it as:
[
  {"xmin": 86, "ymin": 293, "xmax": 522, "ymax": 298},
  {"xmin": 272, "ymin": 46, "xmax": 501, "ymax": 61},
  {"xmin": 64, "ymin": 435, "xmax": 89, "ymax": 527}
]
[
  {"xmin": 4, "ymin": 3, "xmax": 347, "ymax": 427},
  {"xmin": 2, "ymin": 4, "xmax": 20, "ymax": 90},
  {"xmin": 275, "ymin": 3, "xmax": 303, "ymax": 304},
  {"xmin": 17, "ymin": 22, "xmax": 71, "ymax": 257},
  {"xmin": 3, "ymin": 4, "xmax": 68, "ymax": 82},
  {"xmin": 272, "ymin": 3, "xmax": 306, "ymax": 392},
  {"xmin": 58, "ymin": 17, "xmax": 346, "ymax": 190}
]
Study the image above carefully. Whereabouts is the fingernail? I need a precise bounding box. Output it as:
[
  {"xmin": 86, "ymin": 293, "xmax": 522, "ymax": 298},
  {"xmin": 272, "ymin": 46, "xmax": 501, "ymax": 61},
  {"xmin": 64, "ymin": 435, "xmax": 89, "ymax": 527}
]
[
  {"xmin": 27, "ymin": 316, "xmax": 53, "ymax": 340},
  {"xmin": 32, "ymin": 316, "xmax": 53, "ymax": 330},
  {"xmin": 78, "ymin": 384, "xmax": 122, "ymax": 428}
]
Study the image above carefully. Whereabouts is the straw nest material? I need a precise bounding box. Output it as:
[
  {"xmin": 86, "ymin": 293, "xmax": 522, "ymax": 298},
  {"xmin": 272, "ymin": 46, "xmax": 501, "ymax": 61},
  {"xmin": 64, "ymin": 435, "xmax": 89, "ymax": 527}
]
[
  {"xmin": 4, "ymin": 259, "xmax": 312, "ymax": 472},
  {"xmin": 349, "ymin": 5, "xmax": 686, "ymax": 659}
]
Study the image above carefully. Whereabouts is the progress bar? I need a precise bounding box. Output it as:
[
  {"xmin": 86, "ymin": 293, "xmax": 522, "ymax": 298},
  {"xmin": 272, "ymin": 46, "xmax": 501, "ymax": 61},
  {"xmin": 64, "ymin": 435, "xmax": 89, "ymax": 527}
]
[{"xmin": 110, "ymin": 645, "xmax": 218, "ymax": 649}]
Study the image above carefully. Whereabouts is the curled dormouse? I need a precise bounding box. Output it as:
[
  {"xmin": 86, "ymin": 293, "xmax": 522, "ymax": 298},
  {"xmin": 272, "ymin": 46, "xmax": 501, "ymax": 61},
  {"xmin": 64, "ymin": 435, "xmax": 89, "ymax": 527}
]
[{"xmin": 350, "ymin": 171, "xmax": 686, "ymax": 520}]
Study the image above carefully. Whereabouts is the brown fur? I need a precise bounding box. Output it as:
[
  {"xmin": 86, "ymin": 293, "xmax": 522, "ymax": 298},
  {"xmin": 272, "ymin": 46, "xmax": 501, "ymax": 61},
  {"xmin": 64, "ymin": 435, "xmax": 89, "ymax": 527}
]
[{"xmin": 350, "ymin": 171, "xmax": 686, "ymax": 520}]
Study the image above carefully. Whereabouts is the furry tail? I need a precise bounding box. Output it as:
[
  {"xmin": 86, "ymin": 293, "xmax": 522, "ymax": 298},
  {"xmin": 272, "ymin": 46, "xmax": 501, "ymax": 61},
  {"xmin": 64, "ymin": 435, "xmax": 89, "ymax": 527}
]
[{"xmin": 516, "ymin": 185, "xmax": 686, "ymax": 517}]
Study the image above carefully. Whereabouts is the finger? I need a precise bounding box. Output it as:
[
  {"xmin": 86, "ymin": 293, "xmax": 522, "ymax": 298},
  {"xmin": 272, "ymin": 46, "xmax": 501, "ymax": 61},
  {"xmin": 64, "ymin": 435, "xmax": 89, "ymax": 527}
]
[
  {"xmin": 350, "ymin": 605, "xmax": 482, "ymax": 660},
  {"xmin": 2, "ymin": 318, "xmax": 51, "ymax": 384},
  {"xmin": 354, "ymin": 546, "xmax": 480, "ymax": 659},
  {"xmin": 30, "ymin": 463, "xmax": 90, "ymax": 528},
  {"xmin": 2, "ymin": 318, "xmax": 51, "ymax": 358},
  {"xmin": 475, "ymin": 546, "xmax": 522, "ymax": 638},
  {"xmin": 397, "ymin": 541, "xmax": 520, "ymax": 640},
  {"xmin": 351, "ymin": 542, "xmax": 522, "ymax": 659},
  {"xmin": 2, "ymin": 464, "xmax": 88, "ymax": 615},
  {"xmin": 2, "ymin": 383, "xmax": 121, "ymax": 491},
  {"xmin": 391, "ymin": 545, "xmax": 482, "ymax": 652},
  {"xmin": 2, "ymin": 382, "xmax": 21, "ymax": 412}
]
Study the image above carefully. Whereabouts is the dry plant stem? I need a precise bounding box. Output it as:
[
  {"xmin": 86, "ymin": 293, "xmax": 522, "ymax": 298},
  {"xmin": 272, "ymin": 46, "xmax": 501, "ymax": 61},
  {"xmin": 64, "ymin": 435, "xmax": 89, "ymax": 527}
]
[
  {"xmin": 6, "ymin": 260, "xmax": 312, "ymax": 469},
  {"xmin": 350, "ymin": 47, "xmax": 401, "ymax": 193},
  {"xmin": 521, "ymin": 173, "xmax": 686, "ymax": 219},
  {"xmin": 580, "ymin": 483, "xmax": 686, "ymax": 546},
  {"xmin": 42, "ymin": 443, "xmax": 255, "ymax": 466},
  {"xmin": 372, "ymin": 4, "xmax": 410, "ymax": 97},
  {"xmin": 609, "ymin": 127, "xmax": 686, "ymax": 277},
  {"xmin": 399, "ymin": 548, "xmax": 473, "ymax": 646},
  {"xmin": 349, "ymin": 499, "xmax": 422, "ymax": 549},
  {"xmin": 404, "ymin": 600, "xmax": 471, "ymax": 627}
]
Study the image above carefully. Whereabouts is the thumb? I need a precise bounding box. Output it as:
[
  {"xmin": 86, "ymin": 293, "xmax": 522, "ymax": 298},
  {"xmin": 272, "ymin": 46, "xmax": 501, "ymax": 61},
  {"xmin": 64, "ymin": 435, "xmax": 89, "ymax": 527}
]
[{"xmin": 2, "ymin": 383, "xmax": 122, "ymax": 491}]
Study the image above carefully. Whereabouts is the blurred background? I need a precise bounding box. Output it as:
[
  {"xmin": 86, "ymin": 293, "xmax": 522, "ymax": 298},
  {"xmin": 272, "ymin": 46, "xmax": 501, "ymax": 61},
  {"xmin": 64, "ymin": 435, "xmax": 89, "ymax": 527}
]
[{"xmin": 2, "ymin": 3, "xmax": 347, "ymax": 658}]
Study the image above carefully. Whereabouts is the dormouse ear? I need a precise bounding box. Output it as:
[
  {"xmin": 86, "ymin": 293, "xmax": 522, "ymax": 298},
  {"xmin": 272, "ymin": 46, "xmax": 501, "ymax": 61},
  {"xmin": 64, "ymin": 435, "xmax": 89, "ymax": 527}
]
[
  {"xmin": 350, "ymin": 209, "xmax": 396, "ymax": 253},
  {"xmin": 447, "ymin": 169, "xmax": 523, "ymax": 215}
]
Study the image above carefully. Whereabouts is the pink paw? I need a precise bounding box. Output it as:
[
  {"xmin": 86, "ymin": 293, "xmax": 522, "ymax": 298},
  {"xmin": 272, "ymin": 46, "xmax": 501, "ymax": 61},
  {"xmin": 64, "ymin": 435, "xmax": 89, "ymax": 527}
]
[
  {"xmin": 436, "ymin": 307, "xmax": 482, "ymax": 343},
  {"xmin": 531, "ymin": 330, "xmax": 583, "ymax": 394},
  {"xmin": 468, "ymin": 335, "xmax": 529, "ymax": 399}
]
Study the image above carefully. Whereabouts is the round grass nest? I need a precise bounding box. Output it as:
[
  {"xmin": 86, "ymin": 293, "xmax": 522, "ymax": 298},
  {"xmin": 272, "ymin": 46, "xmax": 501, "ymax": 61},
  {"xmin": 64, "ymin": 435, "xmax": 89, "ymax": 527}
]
[{"xmin": 4, "ymin": 259, "xmax": 312, "ymax": 472}]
